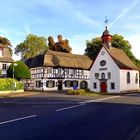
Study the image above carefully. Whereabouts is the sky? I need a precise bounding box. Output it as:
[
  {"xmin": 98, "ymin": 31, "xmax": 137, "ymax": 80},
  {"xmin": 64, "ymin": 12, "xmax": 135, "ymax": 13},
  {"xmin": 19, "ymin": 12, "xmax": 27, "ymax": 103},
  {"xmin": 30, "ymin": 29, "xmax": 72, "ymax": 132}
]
[{"xmin": 0, "ymin": 0, "xmax": 140, "ymax": 60}]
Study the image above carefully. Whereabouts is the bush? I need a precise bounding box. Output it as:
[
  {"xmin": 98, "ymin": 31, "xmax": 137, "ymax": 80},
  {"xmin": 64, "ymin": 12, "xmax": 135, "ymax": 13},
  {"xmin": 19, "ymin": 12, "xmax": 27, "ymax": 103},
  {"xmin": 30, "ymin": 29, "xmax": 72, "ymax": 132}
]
[
  {"xmin": 67, "ymin": 89, "xmax": 86, "ymax": 95},
  {"xmin": 0, "ymin": 78, "xmax": 24, "ymax": 91},
  {"xmin": 7, "ymin": 61, "xmax": 31, "ymax": 80}
]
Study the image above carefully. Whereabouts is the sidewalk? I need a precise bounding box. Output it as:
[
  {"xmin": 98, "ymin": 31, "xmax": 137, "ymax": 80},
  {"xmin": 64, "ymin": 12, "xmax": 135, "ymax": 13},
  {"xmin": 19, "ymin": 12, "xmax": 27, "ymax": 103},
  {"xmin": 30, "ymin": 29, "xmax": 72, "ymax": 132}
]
[{"xmin": 0, "ymin": 91, "xmax": 39, "ymax": 98}]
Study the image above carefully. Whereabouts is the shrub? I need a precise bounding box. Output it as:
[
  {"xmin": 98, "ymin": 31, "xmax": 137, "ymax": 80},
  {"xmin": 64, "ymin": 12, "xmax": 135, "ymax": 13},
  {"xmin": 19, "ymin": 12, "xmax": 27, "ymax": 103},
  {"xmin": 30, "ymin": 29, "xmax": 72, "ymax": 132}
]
[
  {"xmin": 0, "ymin": 78, "xmax": 24, "ymax": 91},
  {"xmin": 67, "ymin": 89, "xmax": 86, "ymax": 95},
  {"xmin": 7, "ymin": 61, "xmax": 31, "ymax": 80}
]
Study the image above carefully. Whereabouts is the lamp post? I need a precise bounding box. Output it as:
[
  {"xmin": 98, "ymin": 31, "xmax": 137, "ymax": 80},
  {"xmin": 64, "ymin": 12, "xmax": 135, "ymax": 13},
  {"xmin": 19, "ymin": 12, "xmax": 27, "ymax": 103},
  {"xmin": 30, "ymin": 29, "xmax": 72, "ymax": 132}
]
[{"xmin": 13, "ymin": 63, "xmax": 17, "ymax": 91}]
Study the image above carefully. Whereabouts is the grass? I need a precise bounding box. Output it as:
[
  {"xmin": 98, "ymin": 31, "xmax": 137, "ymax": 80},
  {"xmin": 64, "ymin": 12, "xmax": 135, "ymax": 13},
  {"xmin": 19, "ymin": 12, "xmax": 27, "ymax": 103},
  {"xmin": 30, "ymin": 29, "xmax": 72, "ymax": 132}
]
[{"xmin": 67, "ymin": 89, "xmax": 105, "ymax": 96}]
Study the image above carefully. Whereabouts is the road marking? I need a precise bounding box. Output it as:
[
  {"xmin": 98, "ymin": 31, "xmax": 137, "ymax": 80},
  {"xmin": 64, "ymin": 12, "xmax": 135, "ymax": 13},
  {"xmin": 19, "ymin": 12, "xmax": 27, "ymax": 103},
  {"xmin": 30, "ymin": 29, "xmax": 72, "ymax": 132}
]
[
  {"xmin": 0, "ymin": 115, "xmax": 37, "ymax": 125},
  {"xmin": 56, "ymin": 103, "xmax": 86, "ymax": 112},
  {"xmin": 56, "ymin": 96, "xmax": 120, "ymax": 112},
  {"xmin": 84, "ymin": 96, "xmax": 121, "ymax": 103}
]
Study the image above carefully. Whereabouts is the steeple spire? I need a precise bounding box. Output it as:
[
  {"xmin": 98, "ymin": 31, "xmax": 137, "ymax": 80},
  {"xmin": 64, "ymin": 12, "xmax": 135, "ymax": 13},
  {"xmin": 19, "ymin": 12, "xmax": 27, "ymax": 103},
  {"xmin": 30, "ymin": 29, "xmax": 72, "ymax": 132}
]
[
  {"xmin": 102, "ymin": 17, "xmax": 112, "ymax": 49},
  {"xmin": 104, "ymin": 16, "xmax": 109, "ymax": 28}
]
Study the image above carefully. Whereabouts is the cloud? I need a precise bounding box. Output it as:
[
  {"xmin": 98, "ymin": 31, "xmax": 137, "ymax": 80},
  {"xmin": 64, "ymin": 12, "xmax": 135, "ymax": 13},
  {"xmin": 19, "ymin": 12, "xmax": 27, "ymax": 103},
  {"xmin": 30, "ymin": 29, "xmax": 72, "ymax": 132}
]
[{"xmin": 110, "ymin": 0, "xmax": 140, "ymax": 27}]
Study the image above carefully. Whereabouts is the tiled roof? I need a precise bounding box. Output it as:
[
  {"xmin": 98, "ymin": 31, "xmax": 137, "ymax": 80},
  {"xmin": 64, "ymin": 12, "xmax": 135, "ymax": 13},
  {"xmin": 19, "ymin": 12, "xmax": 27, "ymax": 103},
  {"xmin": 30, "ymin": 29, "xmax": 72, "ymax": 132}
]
[{"xmin": 105, "ymin": 47, "xmax": 139, "ymax": 70}]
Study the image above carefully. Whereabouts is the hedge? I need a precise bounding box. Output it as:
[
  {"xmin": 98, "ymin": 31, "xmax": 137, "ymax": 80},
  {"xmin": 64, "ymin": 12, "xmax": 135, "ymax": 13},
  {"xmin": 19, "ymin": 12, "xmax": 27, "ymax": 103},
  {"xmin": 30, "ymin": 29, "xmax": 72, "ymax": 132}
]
[
  {"xmin": 0, "ymin": 78, "xmax": 24, "ymax": 91},
  {"xmin": 67, "ymin": 89, "xmax": 86, "ymax": 95}
]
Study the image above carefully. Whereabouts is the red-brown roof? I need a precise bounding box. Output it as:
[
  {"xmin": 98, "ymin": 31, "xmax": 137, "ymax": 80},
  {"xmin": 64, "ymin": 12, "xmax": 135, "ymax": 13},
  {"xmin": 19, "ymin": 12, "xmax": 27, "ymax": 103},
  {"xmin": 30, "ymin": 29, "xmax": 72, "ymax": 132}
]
[{"xmin": 105, "ymin": 47, "xmax": 139, "ymax": 70}]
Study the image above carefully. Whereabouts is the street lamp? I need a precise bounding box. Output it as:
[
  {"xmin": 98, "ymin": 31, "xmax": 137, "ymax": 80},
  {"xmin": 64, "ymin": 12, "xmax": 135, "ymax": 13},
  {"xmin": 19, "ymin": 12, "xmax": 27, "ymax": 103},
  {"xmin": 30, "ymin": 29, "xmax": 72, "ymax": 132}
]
[{"xmin": 13, "ymin": 63, "xmax": 17, "ymax": 91}]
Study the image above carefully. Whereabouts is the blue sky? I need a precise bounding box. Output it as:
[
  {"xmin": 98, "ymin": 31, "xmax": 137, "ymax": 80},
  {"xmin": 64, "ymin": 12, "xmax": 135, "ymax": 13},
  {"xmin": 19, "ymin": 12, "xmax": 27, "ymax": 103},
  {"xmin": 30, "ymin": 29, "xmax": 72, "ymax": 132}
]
[{"xmin": 0, "ymin": 0, "xmax": 140, "ymax": 60}]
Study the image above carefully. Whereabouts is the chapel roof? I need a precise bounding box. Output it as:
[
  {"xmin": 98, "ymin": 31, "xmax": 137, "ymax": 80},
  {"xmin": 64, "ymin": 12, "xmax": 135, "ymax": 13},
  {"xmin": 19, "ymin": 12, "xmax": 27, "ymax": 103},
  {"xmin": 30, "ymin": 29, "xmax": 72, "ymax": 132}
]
[{"xmin": 105, "ymin": 47, "xmax": 139, "ymax": 70}]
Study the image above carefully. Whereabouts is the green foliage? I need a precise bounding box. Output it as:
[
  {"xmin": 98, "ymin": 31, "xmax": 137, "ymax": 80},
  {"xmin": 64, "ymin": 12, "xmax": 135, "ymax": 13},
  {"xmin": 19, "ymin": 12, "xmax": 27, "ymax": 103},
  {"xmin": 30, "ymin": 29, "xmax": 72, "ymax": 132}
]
[
  {"xmin": 84, "ymin": 34, "xmax": 140, "ymax": 68},
  {"xmin": 67, "ymin": 89, "xmax": 86, "ymax": 95},
  {"xmin": 85, "ymin": 37, "xmax": 102, "ymax": 60},
  {"xmin": 0, "ymin": 78, "xmax": 24, "ymax": 91},
  {"xmin": 15, "ymin": 34, "xmax": 48, "ymax": 59},
  {"xmin": 7, "ymin": 61, "xmax": 31, "ymax": 80},
  {"xmin": 0, "ymin": 36, "xmax": 13, "ymax": 55}
]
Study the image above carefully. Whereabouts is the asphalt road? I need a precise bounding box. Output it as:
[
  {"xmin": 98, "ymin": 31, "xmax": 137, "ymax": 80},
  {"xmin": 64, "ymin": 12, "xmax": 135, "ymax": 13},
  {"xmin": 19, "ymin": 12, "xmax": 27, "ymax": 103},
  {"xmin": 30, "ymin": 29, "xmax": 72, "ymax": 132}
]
[{"xmin": 0, "ymin": 93, "xmax": 140, "ymax": 140}]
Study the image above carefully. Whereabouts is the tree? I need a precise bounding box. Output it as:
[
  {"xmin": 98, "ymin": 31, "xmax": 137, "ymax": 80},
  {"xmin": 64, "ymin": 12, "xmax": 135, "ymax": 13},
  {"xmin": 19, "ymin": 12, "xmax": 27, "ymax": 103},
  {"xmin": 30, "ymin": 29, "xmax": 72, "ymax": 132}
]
[
  {"xmin": 0, "ymin": 36, "xmax": 13, "ymax": 55},
  {"xmin": 7, "ymin": 61, "xmax": 31, "ymax": 80},
  {"xmin": 85, "ymin": 37, "xmax": 102, "ymax": 60},
  {"xmin": 15, "ymin": 34, "xmax": 48, "ymax": 59},
  {"xmin": 48, "ymin": 35, "xmax": 72, "ymax": 53},
  {"xmin": 84, "ymin": 34, "xmax": 140, "ymax": 68}
]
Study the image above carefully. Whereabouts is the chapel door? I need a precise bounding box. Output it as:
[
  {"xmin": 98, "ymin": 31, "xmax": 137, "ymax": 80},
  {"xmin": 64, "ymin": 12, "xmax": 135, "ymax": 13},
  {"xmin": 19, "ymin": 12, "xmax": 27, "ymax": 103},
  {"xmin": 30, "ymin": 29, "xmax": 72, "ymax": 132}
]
[{"xmin": 101, "ymin": 82, "xmax": 107, "ymax": 92}]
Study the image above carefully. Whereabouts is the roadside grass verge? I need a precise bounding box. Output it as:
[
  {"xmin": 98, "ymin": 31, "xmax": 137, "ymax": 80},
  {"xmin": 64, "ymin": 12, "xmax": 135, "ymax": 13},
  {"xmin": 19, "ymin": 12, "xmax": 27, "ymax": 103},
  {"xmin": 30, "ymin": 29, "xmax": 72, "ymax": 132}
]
[{"xmin": 67, "ymin": 89, "xmax": 104, "ymax": 96}]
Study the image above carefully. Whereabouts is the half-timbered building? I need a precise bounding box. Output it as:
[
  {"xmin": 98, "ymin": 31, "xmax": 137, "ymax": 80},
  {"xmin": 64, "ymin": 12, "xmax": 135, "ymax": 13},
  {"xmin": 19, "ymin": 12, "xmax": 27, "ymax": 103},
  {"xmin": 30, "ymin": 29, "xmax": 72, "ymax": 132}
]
[{"xmin": 25, "ymin": 50, "xmax": 92, "ymax": 91}]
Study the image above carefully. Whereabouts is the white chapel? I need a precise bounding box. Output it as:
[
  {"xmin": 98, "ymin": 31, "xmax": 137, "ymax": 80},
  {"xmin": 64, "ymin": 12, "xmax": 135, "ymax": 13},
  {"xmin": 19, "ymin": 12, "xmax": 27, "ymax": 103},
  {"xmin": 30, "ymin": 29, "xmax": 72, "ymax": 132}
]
[{"xmin": 90, "ymin": 27, "xmax": 139, "ymax": 93}]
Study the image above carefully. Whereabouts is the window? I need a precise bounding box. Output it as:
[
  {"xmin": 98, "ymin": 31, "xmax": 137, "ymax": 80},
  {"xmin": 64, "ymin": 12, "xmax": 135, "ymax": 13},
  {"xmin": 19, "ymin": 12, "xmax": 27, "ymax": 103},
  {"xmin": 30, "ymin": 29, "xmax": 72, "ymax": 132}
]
[
  {"xmin": 73, "ymin": 81, "xmax": 78, "ymax": 87},
  {"xmin": 111, "ymin": 83, "xmax": 115, "ymax": 89},
  {"xmin": 93, "ymin": 83, "xmax": 97, "ymax": 89},
  {"xmin": 2, "ymin": 64, "xmax": 7, "ymax": 70},
  {"xmin": 95, "ymin": 73, "xmax": 99, "ymax": 79},
  {"xmin": 135, "ymin": 73, "xmax": 138, "ymax": 84},
  {"xmin": 65, "ymin": 80, "xmax": 71, "ymax": 87},
  {"xmin": 100, "ymin": 60, "xmax": 106, "ymax": 66},
  {"xmin": 127, "ymin": 72, "xmax": 130, "ymax": 84},
  {"xmin": 108, "ymin": 73, "xmax": 111, "ymax": 79},
  {"xmin": 47, "ymin": 67, "xmax": 53, "ymax": 74},
  {"xmin": 46, "ymin": 80, "xmax": 55, "ymax": 88},
  {"xmin": 73, "ymin": 69, "xmax": 76, "ymax": 75},
  {"xmin": 65, "ymin": 69, "xmax": 69, "ymax": 75},
  {"xmin": 36, "ymin": 81, "xmax": 43, "ymax": 88},
  {"xmin": 101, "ymin": 73, "xmax": 105, "ymax": 80},
  {"xmin": 58, "ymin": 68, "xmax": 62, "ymax": 75}
]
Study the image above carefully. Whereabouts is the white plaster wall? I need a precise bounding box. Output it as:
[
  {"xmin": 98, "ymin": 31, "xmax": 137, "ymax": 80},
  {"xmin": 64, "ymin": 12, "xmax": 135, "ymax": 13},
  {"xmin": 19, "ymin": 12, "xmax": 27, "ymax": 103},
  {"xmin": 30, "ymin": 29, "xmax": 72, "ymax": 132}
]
[
  {"xmin": 90, "ymin": 47, "xmax": 120, "ymax": 93},
  {"xmin": 120, "ymin": 70, "xmax": 139, "ymax": 92}
]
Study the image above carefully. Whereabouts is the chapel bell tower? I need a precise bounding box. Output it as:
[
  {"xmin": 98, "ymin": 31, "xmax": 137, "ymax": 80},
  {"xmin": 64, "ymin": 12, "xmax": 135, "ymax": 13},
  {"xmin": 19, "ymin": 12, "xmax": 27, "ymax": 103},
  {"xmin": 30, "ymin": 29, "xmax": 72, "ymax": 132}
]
[{"xmin": 101, "ymin": 17, "xmax": 112, "ymax": 49}]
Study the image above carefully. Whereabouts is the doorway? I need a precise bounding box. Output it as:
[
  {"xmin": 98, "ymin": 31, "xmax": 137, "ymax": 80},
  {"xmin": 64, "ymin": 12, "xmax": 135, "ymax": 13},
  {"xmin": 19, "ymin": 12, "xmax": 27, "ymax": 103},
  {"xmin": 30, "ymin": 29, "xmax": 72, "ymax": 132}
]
[
  {"xmin": 80, "ymin": 81, "xmax": 88, "ymax": 89},
  {"xmin": 100, "ymin": 82, "xmax": 107, "ymax": 92},
  {"xmin": 58, "ymin": 80, "xmax": 63, "ymax": 90}
]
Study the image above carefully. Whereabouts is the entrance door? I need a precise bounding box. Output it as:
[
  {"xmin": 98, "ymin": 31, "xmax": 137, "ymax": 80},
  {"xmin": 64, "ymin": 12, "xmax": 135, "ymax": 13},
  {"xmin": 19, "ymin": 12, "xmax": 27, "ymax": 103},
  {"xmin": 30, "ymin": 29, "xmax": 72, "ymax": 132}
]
[
  {"xmin": 58, "ymin": 80, "xmax": 63, "ymax": 90},
  {"xmin": 101, "ymin": 82, "xmax": 107, "ymax": 92}
]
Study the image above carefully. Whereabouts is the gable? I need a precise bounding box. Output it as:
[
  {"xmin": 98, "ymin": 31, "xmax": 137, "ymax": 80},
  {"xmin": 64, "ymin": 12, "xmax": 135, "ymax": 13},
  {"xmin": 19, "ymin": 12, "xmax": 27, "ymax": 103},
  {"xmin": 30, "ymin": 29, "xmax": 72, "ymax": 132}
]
[{"xmin": 90, "ymin": 47, "xmax": 119, "ymax": 71}]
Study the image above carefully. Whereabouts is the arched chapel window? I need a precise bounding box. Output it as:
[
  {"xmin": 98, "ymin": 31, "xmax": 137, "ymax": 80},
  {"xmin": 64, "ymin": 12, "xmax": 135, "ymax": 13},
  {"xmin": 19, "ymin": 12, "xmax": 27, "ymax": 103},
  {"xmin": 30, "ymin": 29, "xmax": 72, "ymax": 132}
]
[
  {"xmin": 101, "ymin": 73, "xmax": 105, "ymax": 80},
  {"xmin": 135, "ymin": 73, "xmax": 138, "ymax": 84},
  {"xmin": 127, "ymin": 72, "xmax": 130, "ymax": 84}
]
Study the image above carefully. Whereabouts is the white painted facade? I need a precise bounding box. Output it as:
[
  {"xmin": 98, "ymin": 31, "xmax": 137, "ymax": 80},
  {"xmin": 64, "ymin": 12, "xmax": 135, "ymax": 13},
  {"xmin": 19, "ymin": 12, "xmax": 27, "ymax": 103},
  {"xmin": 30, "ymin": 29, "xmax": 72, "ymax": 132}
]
[
  {"xmin": 120, "ymin": 70, "xmax": 139, "ymax": 92},
  {"xmin": 26, "ymin": 67, "xmax": 90, "ymax": 91},
  {"xmin": 90, "ymin": 47, "xmax": 139, "ymax": 93}
]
